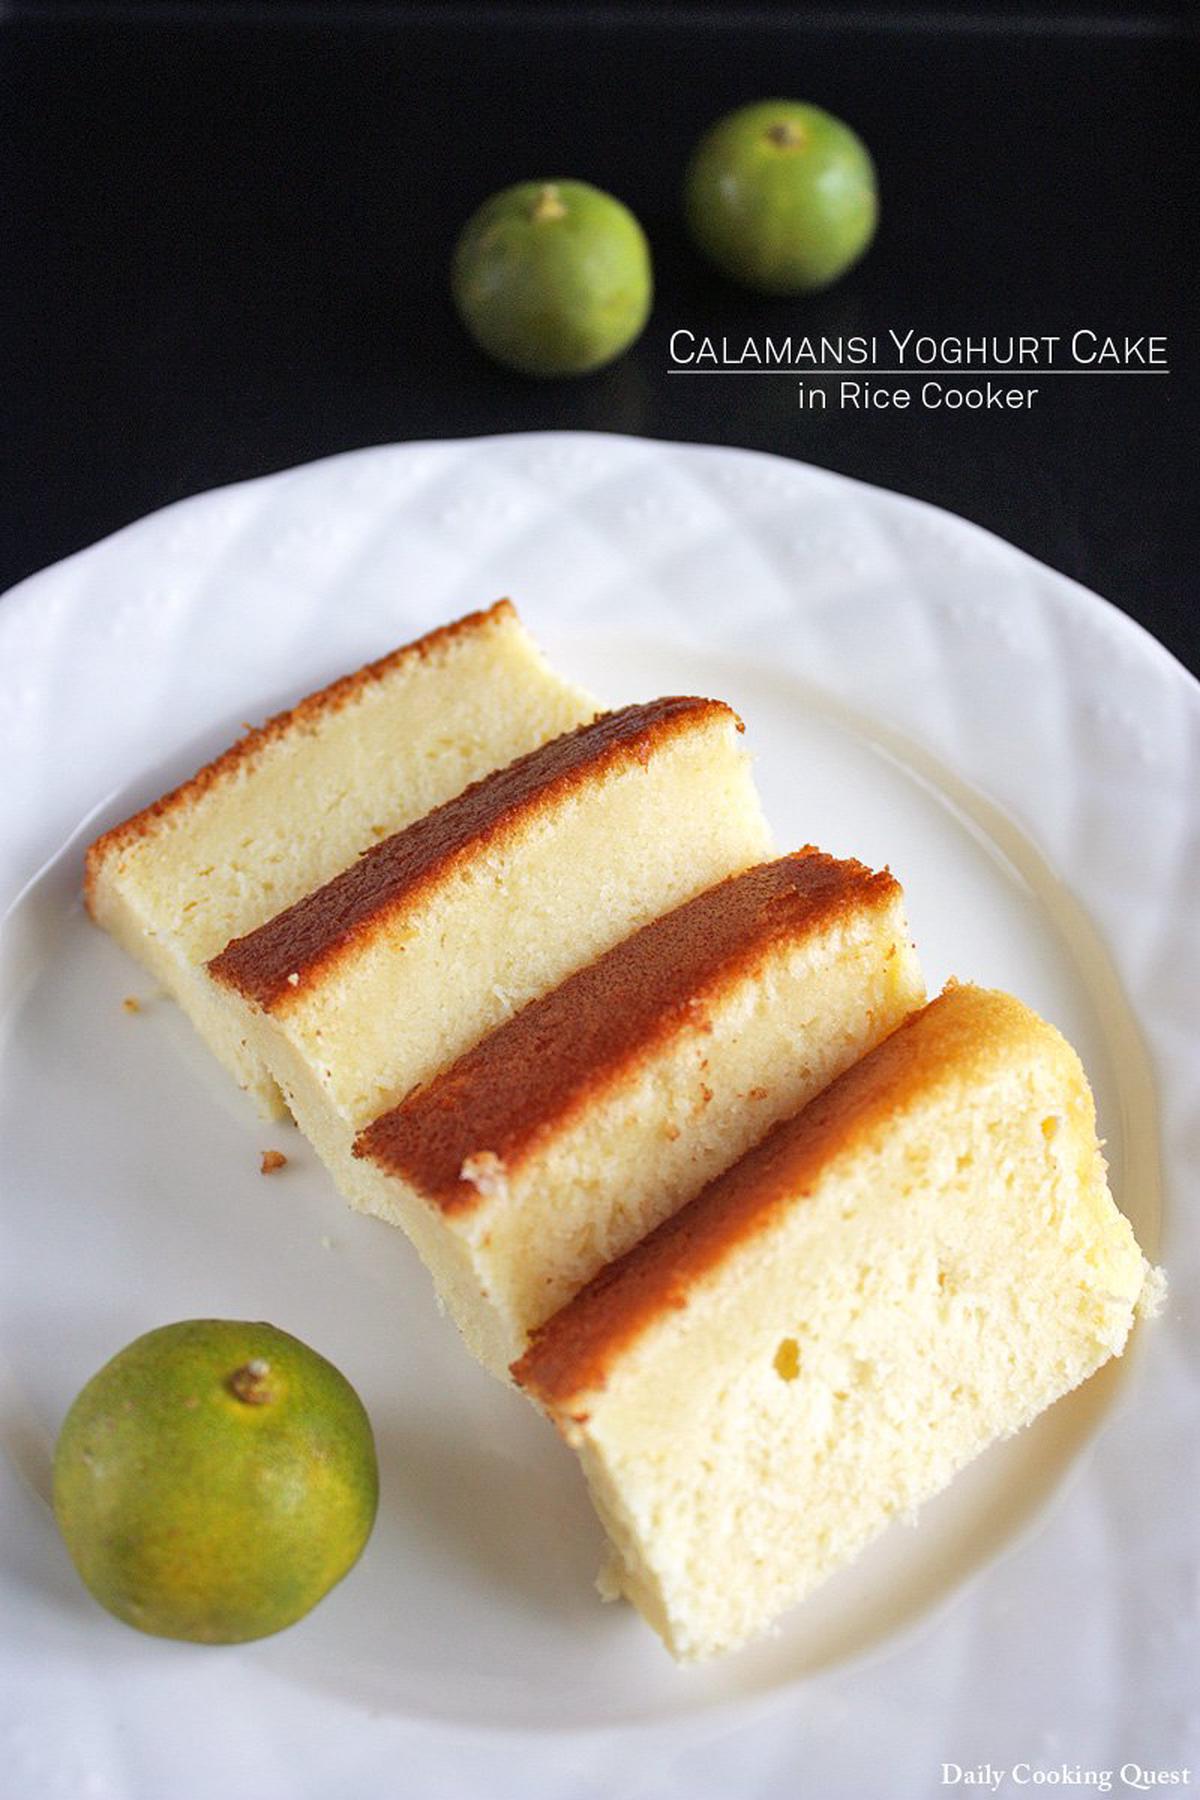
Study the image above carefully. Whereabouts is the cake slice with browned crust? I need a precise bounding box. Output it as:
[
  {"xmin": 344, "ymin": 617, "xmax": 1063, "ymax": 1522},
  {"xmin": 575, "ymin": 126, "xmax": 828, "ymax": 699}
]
[
  {"xmin": 208, "ymin": 696, "xmax": 774, "ymax": 1219},
  {"xmin": 514, "ymin": 983, "xmax": 1153, "ymax": 1663},
  {"xmin": 85, "ymin": 601, "xmax": 595, "ymax": 1115},
  {"xmin": 351, "ymin": 850, "xmax": 924, "ymax": 1377}
]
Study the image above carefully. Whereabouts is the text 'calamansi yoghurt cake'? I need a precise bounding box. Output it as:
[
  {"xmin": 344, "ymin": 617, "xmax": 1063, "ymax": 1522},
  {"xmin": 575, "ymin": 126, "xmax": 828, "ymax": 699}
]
[
  {"xmin": 85, "ymin": 601, "xmax": 595, "ymax": 1115},
  {"xmin": 208, "ymin": 696, "xmax": 774, "ymax": 1204},
  {"xmin": 352, "ymin": 850, "xmax": 924, "ymax": 1376},
  {"xmin": 514, "ymin": 983, "xmax": 1152, "ymax": 1663}
]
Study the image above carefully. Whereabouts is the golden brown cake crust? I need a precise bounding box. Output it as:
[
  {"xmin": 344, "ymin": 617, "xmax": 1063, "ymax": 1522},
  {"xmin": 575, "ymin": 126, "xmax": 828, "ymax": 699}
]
[
  {"xmin": 208, "ymin": 697, "xmax": 740, "ymax": 1012},
  {"xmin": 512, "ymin": 985, "xmax": 1055, "ymax": 1413},
  {"xmin": 83, "ymin": 600, "xmax": 518, "ymax": 915},
  {"xmin": 356, "ymin": 851, "xmax": 902, "ymax": 1213}
]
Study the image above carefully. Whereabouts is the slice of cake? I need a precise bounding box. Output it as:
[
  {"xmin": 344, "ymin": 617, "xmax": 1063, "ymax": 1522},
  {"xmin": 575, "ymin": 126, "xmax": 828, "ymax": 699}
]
[
  {"xmin": 209, "ymin": 696, "xmax": 775, "ymax": 1204},
  {"xmin": 351, "ymin": 850, "xmax": 924, "ymax": 1377},
  {"xmin": 85, "ymin": 601, "xmax": 595, "ymax": 1115},
  {"xmin": 514, "ymin": 983, "xmax": 1152, "ymax": 1663}
]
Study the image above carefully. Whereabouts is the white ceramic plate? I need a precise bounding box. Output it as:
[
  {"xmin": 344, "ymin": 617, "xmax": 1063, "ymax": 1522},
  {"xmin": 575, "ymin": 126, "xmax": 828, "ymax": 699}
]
[{"xmin": 1, "ymin": 435, "xmax": 1196, "ymax": 1800}]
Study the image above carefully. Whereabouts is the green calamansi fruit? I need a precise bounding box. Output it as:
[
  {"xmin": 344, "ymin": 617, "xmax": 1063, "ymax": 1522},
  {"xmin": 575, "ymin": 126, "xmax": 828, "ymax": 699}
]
[
  {"xmin": 53, "ymin": 1319, "xmax": 379, "ymax": 1644},
  {"xmin": 684, "ymin": 100, "xmax": 878, "ymax": 294},
  {"xmin": 452, "ymin": 180, "xmax": 653, "ymax": 377}
]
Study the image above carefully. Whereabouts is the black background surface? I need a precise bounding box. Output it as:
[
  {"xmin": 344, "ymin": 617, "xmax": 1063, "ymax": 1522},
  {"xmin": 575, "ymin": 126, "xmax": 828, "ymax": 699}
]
[{"xmin": 4, "ymin": 4, "xmax": 1196, "ymax": 675}]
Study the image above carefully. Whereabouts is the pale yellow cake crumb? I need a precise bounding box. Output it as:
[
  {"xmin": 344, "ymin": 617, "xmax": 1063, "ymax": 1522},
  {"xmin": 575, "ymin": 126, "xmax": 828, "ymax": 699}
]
[
  {"xmin": 85, "ymin": 601, "xmax": 597, "ymax": 1117},
  {"xmin": 515, "ymin": 983, "xmax": 1154, "ymax": 1663}
]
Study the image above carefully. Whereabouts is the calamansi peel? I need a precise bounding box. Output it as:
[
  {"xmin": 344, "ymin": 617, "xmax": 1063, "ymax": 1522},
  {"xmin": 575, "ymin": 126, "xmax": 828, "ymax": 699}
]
[
  {"xmin": 684, "ymin": 100, "xmax": 878, "ymax": 294},
  {"xmin": 452, "ymin": 179, "xmax": 653, "ymax": 377},
  {"xmin": 53, "ymin": 1319, "xmax": 379, "ymax": 1644}
]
